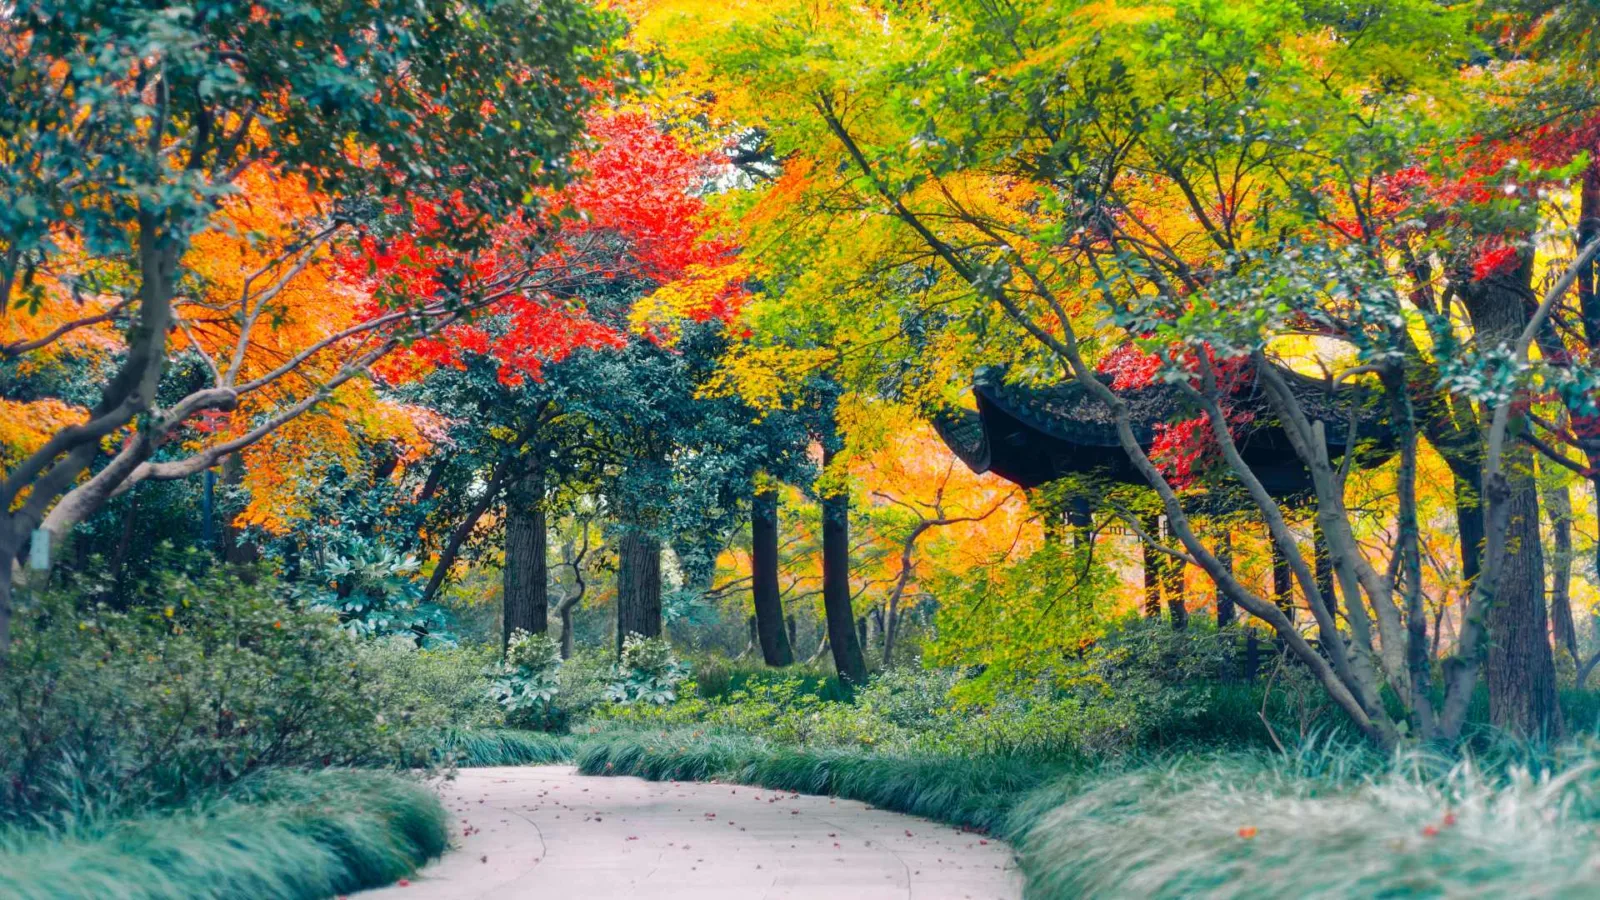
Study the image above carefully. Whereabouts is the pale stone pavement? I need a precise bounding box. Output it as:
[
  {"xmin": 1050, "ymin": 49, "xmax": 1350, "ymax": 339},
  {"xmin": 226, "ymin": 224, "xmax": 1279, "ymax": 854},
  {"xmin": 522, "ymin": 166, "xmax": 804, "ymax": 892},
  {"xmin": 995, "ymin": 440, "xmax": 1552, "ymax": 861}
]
[{"xmin": 356, "ymin": 765, "xmax": 1023, "ymax": 900}]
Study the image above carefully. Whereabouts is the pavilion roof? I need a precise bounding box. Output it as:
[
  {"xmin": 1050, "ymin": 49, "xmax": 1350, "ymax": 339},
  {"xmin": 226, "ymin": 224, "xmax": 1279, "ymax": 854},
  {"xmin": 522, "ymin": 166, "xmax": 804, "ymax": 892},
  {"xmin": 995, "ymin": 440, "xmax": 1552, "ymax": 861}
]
[{"xmin": 932, "ymin": 363, "xmax": 1392, "ymax": 498}]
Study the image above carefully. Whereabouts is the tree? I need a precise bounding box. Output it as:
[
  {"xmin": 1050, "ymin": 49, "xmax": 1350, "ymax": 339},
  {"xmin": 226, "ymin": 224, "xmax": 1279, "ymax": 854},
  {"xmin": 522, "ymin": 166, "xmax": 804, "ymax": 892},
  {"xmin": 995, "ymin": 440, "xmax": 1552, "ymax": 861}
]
[
  {"xmin": 0, "ymin": 0, "xmax": 621, "ymax": 653},
  {"xmin": 666, "ymin": 0, "xmax": 1600, "ymax": 744}
]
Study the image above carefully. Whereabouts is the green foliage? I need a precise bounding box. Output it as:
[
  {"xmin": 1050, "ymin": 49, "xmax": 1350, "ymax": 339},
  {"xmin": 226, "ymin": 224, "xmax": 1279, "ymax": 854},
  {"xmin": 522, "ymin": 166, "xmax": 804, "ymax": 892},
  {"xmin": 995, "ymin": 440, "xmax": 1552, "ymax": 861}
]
[
  {"xmin": 692, "ymin": 657, "xmax": 851, "ymax": 703},
  {"xmin": 5, "ymin": 0, "xmax": 623, "ymax": 265},
  {"xmin": 575, "ymin": 726, "xmax": 1070, "ymax": 835},
  {"xmin": 0, "ymin": 572, "xmax": 447, "ymax": 823},
  {"xmin": 299, "ymin": 539, "xmax": 455, "ymax": 646},
  {"xmin": 1014, "ymin": 739, "xmax": 1600, "ymax": 899},
  {"xmin": 607, "ymin": 633, "xmax": 690, "ymax": 705},
  {"xmin": 490, "ymin": 629, "xmax": 565, "ymax": 729},
  {"xmin": 556, "ymin": 646, "xmax": 618, "ymax": 718},
  {"xmin": 927, "ymin": 540, "xmax": 1118, "ymax": 698},
  {"xmin": 0, "ymin": 769, "xmax": 447, "ymax": 900},
  {"xmin": 586, "ymin": 620, "xmax": 1346, "ymax": 758},
  {"xmin": 359, "ymin": 639, "xmax": 506, "ymax": 733},
  {"xmin": 430, "ymin": 728, "xmax": 579, "ymax": 768}
]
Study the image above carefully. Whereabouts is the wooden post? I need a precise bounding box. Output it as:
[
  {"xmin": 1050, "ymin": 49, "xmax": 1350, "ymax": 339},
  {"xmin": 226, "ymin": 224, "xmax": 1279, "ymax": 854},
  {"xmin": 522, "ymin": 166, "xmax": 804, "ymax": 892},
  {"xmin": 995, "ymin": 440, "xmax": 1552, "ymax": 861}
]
[
  {"xmin": 1162, "ymin": 515, "xmax": 1188, "ymax": 629},
  {"xmin": 1271, "ymin": 533, "xmax": 1294, "ymax": 624},
  {"xmin": 1142, "ymin": 512, "xmax": 1162, "ymax": 619},
  {"xmin": 1216, "ymin": 529, "xmax": 1235, "ymax": 628}
]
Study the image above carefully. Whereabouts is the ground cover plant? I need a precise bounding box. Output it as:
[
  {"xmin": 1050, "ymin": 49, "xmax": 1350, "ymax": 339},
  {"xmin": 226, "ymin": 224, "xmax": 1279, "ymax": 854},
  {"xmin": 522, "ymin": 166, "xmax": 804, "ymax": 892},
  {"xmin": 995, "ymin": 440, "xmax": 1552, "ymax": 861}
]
[{"xmin": 0, "ymin": 769, "xmax": 448, "ymax": 900}]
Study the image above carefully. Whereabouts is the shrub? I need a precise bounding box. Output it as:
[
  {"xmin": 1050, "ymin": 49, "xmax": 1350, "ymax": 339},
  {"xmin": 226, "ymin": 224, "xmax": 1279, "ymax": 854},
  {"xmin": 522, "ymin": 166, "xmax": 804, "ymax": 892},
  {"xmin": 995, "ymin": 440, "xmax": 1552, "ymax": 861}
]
[
  {"xmin": 607, "ymin": 633, "xmax": 690, "ymax": 705},
  {"xmin": 294, "ymin": 537, "xmax": 457, "ymax": 647},
  {"xmin": 0, "ymin": 571, "xmax": 429, "ymax": 823},
  {"xmin": 489, "ymin": 630, "xmax": 565, "ymax": 730},
  {"xmin": 361, "ymin": 639, "xmax": 504, "ymax": 732},
  {"xmin": 691, "ymin": 657, "xmax": 851, "ymax": 703},
  {"xmin": 557, "ymin": 646, "xmax": 617, "ymax": 718}
]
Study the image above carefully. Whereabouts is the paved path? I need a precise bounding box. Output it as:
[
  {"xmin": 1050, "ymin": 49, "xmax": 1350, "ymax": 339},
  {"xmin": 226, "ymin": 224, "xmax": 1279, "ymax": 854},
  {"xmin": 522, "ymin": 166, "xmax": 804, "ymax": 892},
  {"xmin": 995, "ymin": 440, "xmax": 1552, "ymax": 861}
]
[{"xmin": 357, "ymin": 765, "xmax": 1022, "ymax": 900}]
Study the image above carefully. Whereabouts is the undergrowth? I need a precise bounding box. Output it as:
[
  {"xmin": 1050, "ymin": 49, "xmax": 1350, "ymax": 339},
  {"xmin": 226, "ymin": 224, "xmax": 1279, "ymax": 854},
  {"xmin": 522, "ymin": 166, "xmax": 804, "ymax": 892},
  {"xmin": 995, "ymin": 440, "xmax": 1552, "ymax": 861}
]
[
  {"xmin": 575, "ymin": 727, "xmax": 1078, "ymax": 834},
  {"xmin": 1017, "ymin": 736, "xmax": 1600, "ymax": 898},
  {"xmin": 432, "ymin": 728, "xmax": 579, "ymax": 767},
  {"xmin": 0, "ymin": 768, "xmax": 448, "ymax": 900},
  {"xmin": 574, "ymin": 725, "xmax": 1600, "ymax": 898}
]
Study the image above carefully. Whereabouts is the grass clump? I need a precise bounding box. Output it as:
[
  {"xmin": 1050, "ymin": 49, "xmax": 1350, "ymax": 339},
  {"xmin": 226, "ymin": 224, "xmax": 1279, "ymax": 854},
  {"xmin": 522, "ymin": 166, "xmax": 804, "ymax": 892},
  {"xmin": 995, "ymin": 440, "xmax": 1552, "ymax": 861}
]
[
  {"xmin": 433, "ymin": 728, "xmax": 579, "ymax": 767},
  {"xmin": 0, "ymin": 768, "xmax": 447, "ymax": 900},
  {"xmin": 1013, "ymin": 738, "xmax": 1600, "ymax": 899},
  {"xmin": 575, "ymin": 726, "xmax": 1074, "ymax": 834}
]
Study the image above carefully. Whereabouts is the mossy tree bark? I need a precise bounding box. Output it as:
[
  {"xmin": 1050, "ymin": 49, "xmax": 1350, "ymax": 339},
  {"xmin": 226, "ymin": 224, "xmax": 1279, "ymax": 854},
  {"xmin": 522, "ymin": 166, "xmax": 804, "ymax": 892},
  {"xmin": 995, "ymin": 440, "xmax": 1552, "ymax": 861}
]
[{"xmin": 1461, "ymin": 262, "xmax": 1561, "ymax": 737}]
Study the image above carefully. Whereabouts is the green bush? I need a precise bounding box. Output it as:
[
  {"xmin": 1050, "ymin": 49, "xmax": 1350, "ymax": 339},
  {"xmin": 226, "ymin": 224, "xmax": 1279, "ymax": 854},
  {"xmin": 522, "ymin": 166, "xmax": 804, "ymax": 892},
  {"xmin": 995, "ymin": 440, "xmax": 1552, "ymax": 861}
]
[
  {"xmin": 0, "ymin": 572, "xmax": 439, "ymax": 823},
  {"xmin": 361, "ymin": 638, "xmax": 505, "ymax": 731},
  {"xmin": 692, "ymin": 657, "xmax": 851, "ymax": 703},
  {"xmin": 0, "ymin": 768, "xmax": 447, "ymax": 900},
  {"xmin": 607, "ymin": 634, "xmax": 690, "ymax": 705},
  {"xmin": 575, "ymin": 726, "xmax": 1072, "ymax": 835},
  {"xmin": 488, "ymin": 629, "xmax": 565, "ymax": 729},
  {"xmin": 557, "ymin": 646, "xmax": 618, "ymax": 718}
]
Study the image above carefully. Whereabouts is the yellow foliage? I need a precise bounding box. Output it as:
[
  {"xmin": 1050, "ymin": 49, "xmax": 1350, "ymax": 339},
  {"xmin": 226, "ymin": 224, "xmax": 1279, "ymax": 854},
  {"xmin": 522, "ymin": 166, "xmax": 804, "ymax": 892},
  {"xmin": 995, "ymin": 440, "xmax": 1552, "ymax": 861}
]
[{"xmin": 0, "ymin": 398, "xmax": 88, "ymax": 478}]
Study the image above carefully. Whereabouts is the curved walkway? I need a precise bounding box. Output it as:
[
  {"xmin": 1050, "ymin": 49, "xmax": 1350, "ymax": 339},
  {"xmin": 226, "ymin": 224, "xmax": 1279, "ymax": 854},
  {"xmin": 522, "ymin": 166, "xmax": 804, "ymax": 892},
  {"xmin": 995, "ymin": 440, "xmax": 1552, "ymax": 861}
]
[{"xmin": 357, "ymin": 765, "xmax": 1022, "ymax": 900}]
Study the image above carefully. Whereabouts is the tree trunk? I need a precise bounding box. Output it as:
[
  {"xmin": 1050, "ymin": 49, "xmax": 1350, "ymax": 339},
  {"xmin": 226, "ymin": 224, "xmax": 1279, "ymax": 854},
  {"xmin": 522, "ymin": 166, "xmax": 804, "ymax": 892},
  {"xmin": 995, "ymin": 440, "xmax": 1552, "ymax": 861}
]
[
  {"xmin": 1462, "ymin": 263, "xmax": 1561, "ymax": 737},
  {"xmin": 559, "ymin": 602, "xmax": 577, "ymax": 659},
  {"xmin": 502, "ymin": 471, "xmax": 548, "ymax": 648},
  {"xmin": 1216, "ymin": 529, "xmax": 1235, "ymax": 628},
  {"xmin": 751, "ymin": 488, "xmax": 794, "ymax": 666},
  {"xmin": 1543, "ymin": 477, "xmax": 1578, "ymax": 660},
  {"xmin": 616, "ymin": 527, "xmax": 662, "ymax": 654},
  {"xmin": 1486, "ymin": 461, "xmax": 1561, "ymax": 734},
  {"xmin": 821, "ymin": 445, "xmax": 867, "ymax": 685},
  {"xmin": 110, "ymin": 493, "xmax": 139, "ymax": 605},
  {"xmin": 1142, "ymin": 512, "xmax": 1162, "ymax": 619},
  {"xmin": 1454, "ymin": 469, "xmax": 1485, "ymax": 588},
  {"xmin": 1162, "ymin": 516, "xmax": 1187, "ymax": 629}
]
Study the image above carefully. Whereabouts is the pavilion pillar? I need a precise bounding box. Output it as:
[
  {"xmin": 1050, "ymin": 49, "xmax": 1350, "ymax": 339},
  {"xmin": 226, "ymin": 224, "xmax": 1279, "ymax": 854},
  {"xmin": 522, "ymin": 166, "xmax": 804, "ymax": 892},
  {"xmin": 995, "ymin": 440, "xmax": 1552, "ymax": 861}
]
[
  {"xmin": 1216, "ymin": 528, "xmax": 1235, "ymax": 628},
  {"xmin": 1141, "ymin": 512, "xmax": 1162, "ymax": 619},
  {"xmin": 1271, "ymin": 533, "xmax": 1294, "ymax": 624},
  {"xmin": 1313, "ymin": 519, "xmax": 1336, "ymax": 620},
  {"xmin": 1068, "ymin": 496, "xmax": 1092, "ymax": 550},
  {"xmin": 1162, "ymin": 516, "xmax": 1187, "ymax": 629}
]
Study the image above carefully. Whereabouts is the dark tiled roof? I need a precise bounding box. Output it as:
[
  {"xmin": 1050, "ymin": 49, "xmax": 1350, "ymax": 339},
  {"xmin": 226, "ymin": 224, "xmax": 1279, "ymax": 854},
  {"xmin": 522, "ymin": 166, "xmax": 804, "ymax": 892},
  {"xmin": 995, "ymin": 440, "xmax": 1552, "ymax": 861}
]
[{"xmin": 936, "ymin": 363, "xmax": 1392, "ymax": 496}]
